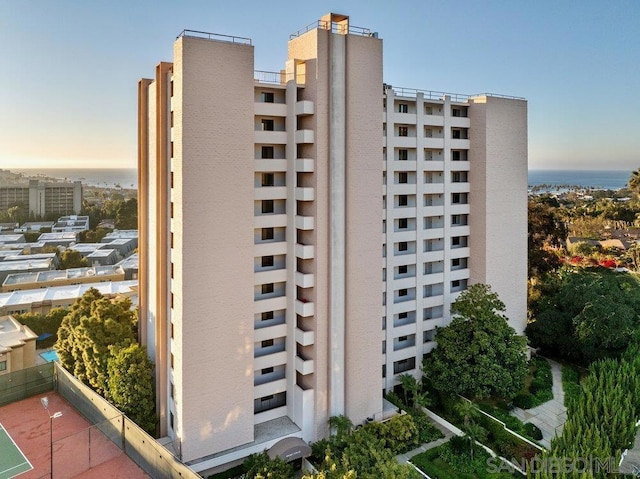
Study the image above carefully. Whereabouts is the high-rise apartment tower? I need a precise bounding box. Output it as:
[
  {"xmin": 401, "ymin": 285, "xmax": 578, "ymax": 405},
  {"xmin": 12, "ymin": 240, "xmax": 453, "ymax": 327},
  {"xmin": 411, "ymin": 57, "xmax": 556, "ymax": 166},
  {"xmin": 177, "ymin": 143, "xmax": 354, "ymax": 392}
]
[{"xmin": 138, "ymin": 13, "xmax": 527, "ymax": 472}]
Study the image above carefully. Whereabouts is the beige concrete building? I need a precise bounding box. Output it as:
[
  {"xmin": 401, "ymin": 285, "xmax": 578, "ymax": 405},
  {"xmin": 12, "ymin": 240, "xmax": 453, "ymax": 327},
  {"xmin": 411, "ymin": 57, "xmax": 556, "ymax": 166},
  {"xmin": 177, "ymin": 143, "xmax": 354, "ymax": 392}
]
[
  {"xmin": 0, "ymin": 316, "xmax": 37, "ymax": 376},
  {"xmin": 0, "ymin": 180, "xmax": 82, "ymax": 217},
  {"xmin": 139, "ymin": 13, "xmax": 527, "ymax": 472}
]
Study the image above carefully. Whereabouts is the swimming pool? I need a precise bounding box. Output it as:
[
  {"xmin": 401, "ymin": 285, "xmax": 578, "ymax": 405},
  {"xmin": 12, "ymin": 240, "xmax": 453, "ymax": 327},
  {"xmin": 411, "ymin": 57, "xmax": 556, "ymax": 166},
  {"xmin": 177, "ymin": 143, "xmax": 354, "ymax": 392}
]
[{"xmin": 40, "ymin": 350, "xmax": 59, "ymax": 362}]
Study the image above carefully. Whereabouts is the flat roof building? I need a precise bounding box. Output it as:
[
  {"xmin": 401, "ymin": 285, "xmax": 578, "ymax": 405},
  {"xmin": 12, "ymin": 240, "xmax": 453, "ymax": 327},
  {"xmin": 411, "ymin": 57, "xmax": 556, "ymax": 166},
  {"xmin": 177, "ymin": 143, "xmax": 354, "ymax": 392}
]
[
  {"xmin": 0, "ymin": 180, "xmax": 82, "ymax": 217},
  {"xmin": 2, "ymin": 265, "xmax": 125, "ymax": 292},
  {"xmin": 139, "ymin": 13, "xmax": 527, "ymax": 471},
  {"xmin": 0, "ymin": 280, "xmax": 138, "ymax": 316}
]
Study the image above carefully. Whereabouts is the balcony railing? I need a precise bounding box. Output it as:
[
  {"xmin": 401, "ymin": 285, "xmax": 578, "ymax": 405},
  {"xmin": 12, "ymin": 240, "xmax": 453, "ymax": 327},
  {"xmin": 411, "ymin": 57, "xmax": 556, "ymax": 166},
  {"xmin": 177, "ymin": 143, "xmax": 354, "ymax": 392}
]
[
  {"xmin": 290, "ymin": 20, "xmax": 375, "ymax": 39},
  {"xmin": 176, "ymin": 29, "xmax": 251, "ymax": 45}
]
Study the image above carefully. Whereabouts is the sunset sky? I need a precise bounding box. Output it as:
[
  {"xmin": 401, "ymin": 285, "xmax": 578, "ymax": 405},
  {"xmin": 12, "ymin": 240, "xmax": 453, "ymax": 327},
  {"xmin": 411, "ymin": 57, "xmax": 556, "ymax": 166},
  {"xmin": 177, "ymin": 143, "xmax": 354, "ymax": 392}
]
[{"xmin": 1, "ymin": 0, "xmax": 638, "ymax": 170}]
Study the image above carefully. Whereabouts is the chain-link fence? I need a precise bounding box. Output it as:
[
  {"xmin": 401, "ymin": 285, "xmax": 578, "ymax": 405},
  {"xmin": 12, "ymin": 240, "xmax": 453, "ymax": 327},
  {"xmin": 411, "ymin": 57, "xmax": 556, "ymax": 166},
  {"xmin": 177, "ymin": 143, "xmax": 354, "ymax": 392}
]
[{"xmin": 0, "ymin": 362, "xmax": 54, "ymax": 407}]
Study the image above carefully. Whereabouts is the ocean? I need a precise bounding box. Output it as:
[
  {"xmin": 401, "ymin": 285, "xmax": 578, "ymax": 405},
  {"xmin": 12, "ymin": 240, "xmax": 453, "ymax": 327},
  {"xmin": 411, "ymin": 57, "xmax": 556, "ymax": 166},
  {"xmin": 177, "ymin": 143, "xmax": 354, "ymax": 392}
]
[
  {"xmin": 6, "ymin": 168, "xmax": 634, "ymax": 191},
  {"xmin": 528, "ymin": 169, "xmax": 632, "ymax": 191},
  {"xmin": 10, "ymin": 168, "xmax": 138, "ymax": 189}
]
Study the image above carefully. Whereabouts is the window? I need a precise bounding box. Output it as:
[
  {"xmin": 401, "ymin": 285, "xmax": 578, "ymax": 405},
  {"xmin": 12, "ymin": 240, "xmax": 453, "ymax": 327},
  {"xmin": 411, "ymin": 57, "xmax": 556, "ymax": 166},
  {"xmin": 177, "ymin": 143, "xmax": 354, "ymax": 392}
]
[
  {"xmin": 262, "ymin": 200, "xmax": 274, "ymax": 214},
  {"xmin": 170, "ymin": 111, "xmax": 174, "ymax": 127},
  {"xmin": 452, "ymin": 193, "xmax": 467, "ymax": 204},
  {"xmin": 170, "ymin": 353, "xmax": 174, "ymax": 369},
  {"xmin": 398, "ymin": 242, "xmax": 408, "ymax": 251},
  {"xmin": 254, "ymin": 391, "xmax": 286, "ymax": 413},
  {"xmin": 399, "ymin": 265, "xmax": 408, "ymax": 274},
  {"xmin": 398, "ymin": 172, "xmax": 408, "ymax": 184},
  {"xmin": 261, "ymin": 119, "xmax": 274, "ymax": 131},
  {"xmin": 170, "ymin": 81, "xmax": 174, "ymax": 97},
  {"xmin": 398, "ymin": 218, "xmax": 408, "ymax": 229},
  {"xmin": 398, "ymin": 195, "xmax": 408, "ymax": 206},
  {"xmin": 261, "ymin": 339, "xmax": 274, "ymax": 348},
  {"xmin": 170, "ymin": 382, "xmax": 175, "ymax": 399},
  {"xmin": 399, "ymin": 312, "xmax": 408, "ymax": 319},
  {"xmin": 452, "ymin": 215, "xmax": 468, "ymax": 226},
  {"xmin": 262, "ymin": 173, "xmax": 274, "ymax": 187},
  {"xmin": 262, "ymin": 227, "xmax": 274, "ymax": 240},
  {"xmin": 452, "ymin": 171, "xmax": 468, "ymax": 182},
  {"xmin": 170, "ymin": 171, "xmax": 174, "ymax": 188},
  {"xmin": 398, "ymin": 103, "xmax": 408, "ymax": 113},
  {"xmin": 171, "ymin": 322, "xmax": 174, "ymax": 339},
  {"xmin": 171, "ymin": 232, "xmax": 174, "ymax": 248},
  {"xmin": 262, "ymin": 283, "xmax": 274, "ymax": 294},
  {"xmin": 170, "ymin": 202, "xmax": 174, "ymax": 218},
  {"xmin": 0, "ymin": 360, "xmax": 6, "ymax": 372},
  {"xmin": 261, "ymin": 367, "xmax": 274, "ymax": 375},
  {"xmin": 262, "ymin": 311, "xmax": 274, "ymax": 321},
  {"xmin": 170, "ymin": 412, "xmax": 174, "ymax": 430},
  {"xmin": 398, "ymin": 126, "xmax": 408, "ymax": 137},
  {"xmin": 399, "ymin": 335, "xmax": 408, "ymax": 342},
  {"xmin": 262, "ymin": 256, "xmax": 274, "ymax": 267},
  {"xmin": 399, "ymin": 288, "xmax": 408, "ymax": 297},
  {"xmin": 171, "ymin": 262, "xmax": 174, "ymax": 278},
  {"xmin": 452, "ymin": 258, "xmax": 461, "ymax": 268},
  {"xmin": 261, "ymin": 146, "xmax": 274, "ymax": 159},
  {"xmin": 170, "ymin": 293, "xmax": 174, "ymax": 309},
  {"xmin": 398, "ymin": 149, "xmax": 408, "ymax": 161},
  {"xmin": 261, "ymin": 91, "xmax": 274, "ymax": 103}
]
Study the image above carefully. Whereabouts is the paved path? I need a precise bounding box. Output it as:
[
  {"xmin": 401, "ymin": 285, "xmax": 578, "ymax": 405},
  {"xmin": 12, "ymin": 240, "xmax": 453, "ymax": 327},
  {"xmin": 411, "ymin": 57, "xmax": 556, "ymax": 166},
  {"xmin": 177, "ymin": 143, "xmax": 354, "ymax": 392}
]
[
  {"xmin": 396, "ymin": 415, "xmax": 456, "ymax": 464},
  {"xmin": 619, "ymin": 429, "xmax": 640, "ymax": 475},
  {"xmin": 510, "ymin": 358, "xmax": 567, "ymax": 449}
]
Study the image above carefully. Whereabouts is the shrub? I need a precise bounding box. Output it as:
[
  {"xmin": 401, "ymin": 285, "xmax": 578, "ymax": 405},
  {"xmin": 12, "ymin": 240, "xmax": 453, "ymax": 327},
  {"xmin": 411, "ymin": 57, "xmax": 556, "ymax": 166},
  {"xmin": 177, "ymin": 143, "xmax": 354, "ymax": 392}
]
[
  {"xmin": 524, "ymin": 423, "xmax": 543, "ymax": 441},
  {"xmin": 512, "ymin": 393, "xmax": 536, "ymax": 409},
  {"xmin": 412, "ymin": 412, "xmax": 444, "ymax": 443}
]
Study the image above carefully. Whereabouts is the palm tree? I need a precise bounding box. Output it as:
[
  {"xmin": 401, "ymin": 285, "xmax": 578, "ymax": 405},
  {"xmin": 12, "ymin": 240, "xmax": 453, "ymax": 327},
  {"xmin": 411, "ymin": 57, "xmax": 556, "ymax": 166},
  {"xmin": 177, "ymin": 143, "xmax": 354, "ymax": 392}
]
[
  {"xmin": 464, "ymin": 421, "xmax": 486, "ymax": 459},
  {"xmin": 629, "ymin": 169, "xmax": 640, "ymax": 198},
  {"xmin": 413, "ymin": 390, "xmax": 431, "ymax": 410},
  {"xmin": 454, "ymin": 399, "xmax": 479, "ymax": 428},
  {"xmin": 328, "ymin": 415, "xmax": 353, "ymax": 441},
  {"xmin": 398, "ymin": 373, "xmax": 418, "ymax": 407}
]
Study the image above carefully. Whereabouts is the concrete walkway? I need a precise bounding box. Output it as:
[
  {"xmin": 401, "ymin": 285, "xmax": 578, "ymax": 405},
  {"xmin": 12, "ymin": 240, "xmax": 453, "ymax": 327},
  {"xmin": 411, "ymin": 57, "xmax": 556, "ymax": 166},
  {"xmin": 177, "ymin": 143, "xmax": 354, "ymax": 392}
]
[
  {"xmin": 510, "ymin": 358, "xmax": 567, "ymax": 449},
  {"xmin": 396, "ymin": 414, "xmax": 456, "ymax": 464}
]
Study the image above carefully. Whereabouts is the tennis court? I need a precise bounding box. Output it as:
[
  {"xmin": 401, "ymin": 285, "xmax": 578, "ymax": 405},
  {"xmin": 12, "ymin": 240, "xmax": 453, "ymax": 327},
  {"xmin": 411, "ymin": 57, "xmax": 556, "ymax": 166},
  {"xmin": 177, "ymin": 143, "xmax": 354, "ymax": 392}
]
[{"xmin": 0, "ymin": 422, "xmax": 32, "ymax": 479}]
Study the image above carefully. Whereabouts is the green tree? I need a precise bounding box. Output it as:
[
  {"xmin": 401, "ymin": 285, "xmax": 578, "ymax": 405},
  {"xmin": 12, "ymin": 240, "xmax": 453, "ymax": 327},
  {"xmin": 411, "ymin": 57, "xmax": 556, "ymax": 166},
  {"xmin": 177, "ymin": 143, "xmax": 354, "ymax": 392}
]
[
  {"xmin": 56, "ymin": 289, "xmax": 136, "ymax": 395},
  {"xmin": 528, "ymin": 196, "xmax": 567, "ymax": 277},
  {"xmin": 527, "ymin": 267, "xmax": 640, "ymax": 363},
  {"xmin": 16, "ymin": 308, "xmax": 67, "ymax": 348},
  {"xmin": 58, "ymin": 249, "xmax": 89, "ymax": 269},
  {"xmin": 423, "ymin": 284, "xmax": 528, "ymax": 399},
  {"xmin": 243, "ymin": 451, "xmax": 293, "ymax": 479},
  {"xmin": 107, "ymin": 343, "xmax": 156, "ymax": 434},
  {"xmin": 115, "ymin": 198, "xmax": 138, "ymax": 230}
]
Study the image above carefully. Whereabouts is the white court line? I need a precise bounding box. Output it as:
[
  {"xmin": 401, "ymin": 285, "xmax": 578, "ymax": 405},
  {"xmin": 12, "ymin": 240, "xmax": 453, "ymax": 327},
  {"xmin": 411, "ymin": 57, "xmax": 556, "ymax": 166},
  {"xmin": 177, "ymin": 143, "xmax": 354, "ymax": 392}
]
[{"xmin": 0, "ymin": 422, "xmax": 34, "ymax": 477}]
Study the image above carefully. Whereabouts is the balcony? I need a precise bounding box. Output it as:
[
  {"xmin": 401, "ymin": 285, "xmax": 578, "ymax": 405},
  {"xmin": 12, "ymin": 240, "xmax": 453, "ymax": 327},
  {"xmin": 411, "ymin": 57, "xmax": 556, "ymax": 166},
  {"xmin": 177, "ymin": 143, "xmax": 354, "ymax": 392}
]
[
  {"xmin": 254, "ymin": 159, "xmax": 287, "ymax": 172},
  {"xmin": 254, "ymin": 377, "xmax": 287, "ymax": 396},
  {"xmin": 295, "ymin": 243, "xmax": 314, "ymax": 259},
  {"xmin": 295, "ymin": 187, "xmax": 315, "ymax": 201},
  {"xmin": 253, "ymin": 295, "xmax": 287, "ymax": 314},
  {"xmin": 295, "ymin": 215, "xmax": 314, "ymax": 230},
  {"xmin": 296, "ymin": 158, "xmax": 314, "ymax": 172},
  {"xmin": 254, "ymin": 268, "xmax": 287, "ymax": 285},
  {"xmin": 254, "ymin": 130, "xmax": 287, "ymax": 144},
  {"xmin": 295, "ymin": 271, "xmax": 315, "ymax": 288},
  {"xmin": 295, "ymin": 327, "xmax": 315, "ymax": 346},
  {"xmin": 254, "ymin": 241, "xmax": 287, "ymax": 257},
  {"xmin": 254, "ymin": 213, "xmax": 287, "ymax": 229},
  {"xmin": 295, "ymin": 129, "xmax": 315, "ymax": 144},
  {"xmin": 423, "ymin": 183, "xmax": 444, "ymax": 194},
  {"xmin": 295, "ymin": 355, "xmax": 314, "ymax": 375},
  {"xmin": 295, "ymin": 299, "xmax": 314, "ymax": 317},
  {"xmin": 254, "ymin": 186, "xmax": 287, "ymax": 200},
  {"xmin": 254, "ymin": 342, "xmax": 286, "ymax": 358},
  {"xmin": 295, "ymin": 100, "xmax": 314, "ymax": 116},
  {"xmin": 253, "ymin": 350, "xmax": 287, "ymax": 371},
  {"xmin": 254, "ymin": 323, "xmax": 287, "ymax": 343},
  {"xmin": 254, "ymin": 102, "xmax": 287, "ymax": 117}
]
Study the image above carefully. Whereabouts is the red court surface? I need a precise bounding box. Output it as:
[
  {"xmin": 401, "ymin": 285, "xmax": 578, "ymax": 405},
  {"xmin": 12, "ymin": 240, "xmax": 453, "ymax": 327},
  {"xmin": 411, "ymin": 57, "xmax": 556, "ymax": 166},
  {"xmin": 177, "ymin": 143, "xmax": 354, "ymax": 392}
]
[{"xmin": 0, "ymin": 393, "xmax": 149, "ymax": 479}]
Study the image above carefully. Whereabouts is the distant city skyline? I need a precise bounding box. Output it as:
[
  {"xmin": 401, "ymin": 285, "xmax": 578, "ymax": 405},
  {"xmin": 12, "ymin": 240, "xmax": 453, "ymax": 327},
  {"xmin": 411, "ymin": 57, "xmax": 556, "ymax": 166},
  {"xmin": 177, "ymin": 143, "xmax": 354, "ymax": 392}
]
[{"xmin": 1, "ymin": 0, "xmax": 638, "ymax": 171}]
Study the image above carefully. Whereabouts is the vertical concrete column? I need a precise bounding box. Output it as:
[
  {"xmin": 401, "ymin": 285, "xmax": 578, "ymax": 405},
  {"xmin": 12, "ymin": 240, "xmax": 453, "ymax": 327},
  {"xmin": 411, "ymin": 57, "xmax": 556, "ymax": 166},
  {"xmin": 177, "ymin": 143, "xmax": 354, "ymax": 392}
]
[{"xmin": 328, "ymin": 33, "xmax": 346, "ymax": 417}]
